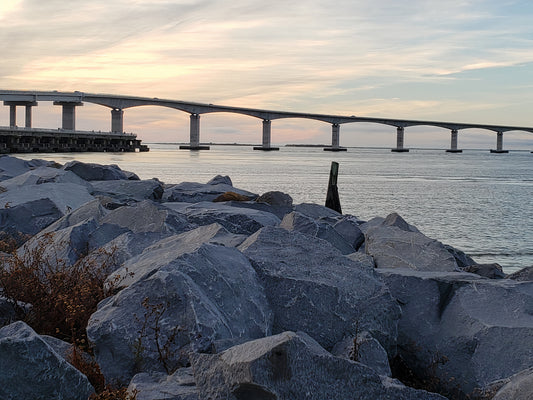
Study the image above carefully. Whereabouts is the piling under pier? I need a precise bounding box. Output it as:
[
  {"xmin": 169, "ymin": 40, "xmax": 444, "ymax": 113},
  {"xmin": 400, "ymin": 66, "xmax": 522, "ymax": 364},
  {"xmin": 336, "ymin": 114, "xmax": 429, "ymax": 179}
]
[{"xmin": 0, "ymin": 127, "xmax": 148, "ymax": 154}]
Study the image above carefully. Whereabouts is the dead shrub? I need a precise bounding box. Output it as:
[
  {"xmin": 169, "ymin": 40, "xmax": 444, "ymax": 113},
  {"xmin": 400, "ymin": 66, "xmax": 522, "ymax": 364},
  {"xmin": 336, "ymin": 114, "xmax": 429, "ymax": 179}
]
[{"xmin": 0, "ymin": 232, "xmax": 121, "ymax": 349}]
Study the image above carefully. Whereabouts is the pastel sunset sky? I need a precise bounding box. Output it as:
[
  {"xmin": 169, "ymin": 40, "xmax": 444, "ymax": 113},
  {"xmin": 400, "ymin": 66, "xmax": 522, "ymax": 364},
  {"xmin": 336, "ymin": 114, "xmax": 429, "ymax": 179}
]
[{"xmin": 1, "ymin": 0, "xmax": 533, "ymax": 148}]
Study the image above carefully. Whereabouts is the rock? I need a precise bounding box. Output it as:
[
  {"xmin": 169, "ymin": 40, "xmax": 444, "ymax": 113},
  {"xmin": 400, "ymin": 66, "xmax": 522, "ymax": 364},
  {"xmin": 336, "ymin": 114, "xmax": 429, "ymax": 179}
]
[
  {"xmin": 24, "ymin": 200, "xmax": 194, "ymax": 268},
  {"xmin": 213, "ymin": 191, "xmax": 253, "ymax": 202},
  {"xmin": 0, "ymin": 155, "xmax": 59, "ymax": 181},
  {"xmin": 256, "ymin": 191, "xmax": 293, "ymax": 207},
  {"xmin": 294, "ymin": 202, "xmax": 341, "ymax": 219},
  {"xmin": 382, "ymin": 212, "xmax": 420, "ymax": 233},
  {"xmin": 345, "ymin": 251, "xmax": 376, "ymax": 273},
  {"xmin": 379, "ymin": 268, "xmax": 533, "ymax": 396},
  {"xmin": 108, "ymin": 223, "xmax": 248, "ymax": 289},
  {"xmin": 164, "ymin": 202, "xmax": 280, "ymax": 235},
  {"xmin": 128, "ymin": 369, "xmax": 198, "ymax": 400},
  {"xmin": 207, "ymin": 175, "xmax": 232, "ymax": 185},
  {"xmin": 332, "ymin": 216, "xmax": 365, "ymax": 250},
  {"xmin": 492, "ymin": 367, "xmax": 533, "ymax": 400},
  {"xmin": 0, "ymin": 198, "xmax": 63, "ymax": 235},
  {"xmin": 363, "ymin": 213, "xmax": 460, "ymax": 272},
  {"xmin": 224, "ymin": 200, "xmax": 293, "ymax": 220},
  {"xmin": 444, "ymin": 244, "xmax": 478, "ymax": 269},
  {"xmin": 331, "ymin": 331, "xmax": 392, "ymax": 377},
  {"xmin": 41, "ymin": 198, "xmax": 108, "ymax": 233},
  {"xmin": 190, "ymin": 331, "xmax": 446, "ymax": 400},
  {"xmin": 463, "ymin": 263, "xmax": 506, "ymax": 279},
  {"xmin": 163, "ymin": 181, "xmax": 257, "ymax": 203},
  {"xmin": 0, "ymin": 166, "xmax": 92, "ymax": 191},
  {"xmin": 63, "ymin": 160, "xmax": 139, "ymax": 181},
  {"xmin": 0, "ymin": 321, "xmax": 94, "ymax": 400},
  {"xmin": 238, "ymin": 226, "xmax": 400, "ymax": 352},
  {"xmin": 508, "ymin": 266, "xmax": 533, "ymax": 281},
  {"xmin": 0, "ymin": 182, "xmax": 94, "ymax": 220},
  {"xmin": 0, "ymin": 296, "xmax": 17, "ymax": 327},
  {"xmin": 87, "ymin": 243, "xmax": 272, "ymax": 385},
  {"xmin": 280, "ymin": 211, "xmax": 355, "ymax": 254},
  {"xmin": 90, "ymin": 179, "xmax": 164, "ymax": 202},
  {"xmin": 18, "ymin": 218, "xmax": 100, "ymax": 265}
]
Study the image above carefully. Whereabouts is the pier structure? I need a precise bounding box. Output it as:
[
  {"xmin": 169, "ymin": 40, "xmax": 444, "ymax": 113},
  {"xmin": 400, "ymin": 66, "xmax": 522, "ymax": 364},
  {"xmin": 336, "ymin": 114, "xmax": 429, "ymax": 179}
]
[{"xmin": 1, "ymin": 90, "xmax": 532, "ymax": 153}]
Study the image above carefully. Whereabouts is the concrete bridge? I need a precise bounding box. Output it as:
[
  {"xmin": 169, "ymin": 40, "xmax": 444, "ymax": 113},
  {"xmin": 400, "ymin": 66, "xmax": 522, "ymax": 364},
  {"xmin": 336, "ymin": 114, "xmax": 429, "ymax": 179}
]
[{"xmin": 2, "ymin": 90, "xmax": 533, "ymax": 153}]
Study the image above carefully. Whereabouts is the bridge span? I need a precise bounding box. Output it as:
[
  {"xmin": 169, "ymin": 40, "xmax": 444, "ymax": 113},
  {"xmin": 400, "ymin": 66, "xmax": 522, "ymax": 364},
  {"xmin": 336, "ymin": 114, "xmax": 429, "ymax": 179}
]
[{"xmin": 1, "ymin": 90, "xmax": 533, "ymax": 153}]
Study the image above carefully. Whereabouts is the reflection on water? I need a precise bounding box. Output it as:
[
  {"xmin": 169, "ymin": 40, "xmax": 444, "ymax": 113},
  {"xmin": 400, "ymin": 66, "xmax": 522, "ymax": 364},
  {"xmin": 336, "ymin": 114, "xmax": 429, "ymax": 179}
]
[{"xmin": 16, "ymin": 145, "xmax": 533, "ymax": 273}]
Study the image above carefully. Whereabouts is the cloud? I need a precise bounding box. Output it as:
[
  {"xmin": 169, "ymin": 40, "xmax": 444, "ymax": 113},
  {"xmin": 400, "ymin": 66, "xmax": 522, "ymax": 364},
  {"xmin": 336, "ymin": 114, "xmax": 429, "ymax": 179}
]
[{"xmin": 1, "ymin": 0, "xmax": 533, "ymax": 147}]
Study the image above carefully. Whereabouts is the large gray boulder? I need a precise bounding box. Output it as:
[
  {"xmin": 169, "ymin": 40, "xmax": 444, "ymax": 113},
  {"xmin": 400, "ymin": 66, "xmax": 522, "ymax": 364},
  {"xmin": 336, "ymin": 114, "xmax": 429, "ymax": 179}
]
[
  {"xmin": 63, "ymin": 160, "xmax": 139, "ymax": 180},
  {"xmin": 191, "ymin": 331, "xmax": 446, "ymax": 400},
  {"xmin": 379, "ymin": 268, "xmax": 533, "ymax": 397},
  {"xmin": 164, "ymin": 202, "xmax": 280, "ymax": 235},
  {"xmin": 0, "ymin": 166, "xmax": 91, "ymax": 191},
  {"xmin": 163, "ymin": 179, "xmax": 257, "ymax": 203},
  {"xmin": 108, "ymin": 223, "xmax": 248, "ymax": 289},
  {"xmin": 492, "ymin": 367, "xmax": 533, "ymax": 400},
  {"xmin": 238, "ymin": 226, "xmax": 400, "ymax": 352},
  {"xmin": 128, "ymin": 369, "xmax": 198, "ymax": 400},
  {"xmin": 87, "ymin": 243, "xmax": 272, "ymax": 385},
  {"xmin": 90, "ymin": 179, "xmax": 164, "ymax": 202},
  {"xmin": 0, "ymin": 155, "xmax": 59, "ymax": 181},
  {"xmin": 0, "ymin": 198, "xmax": 63, "ymax": 235},
  {"xmin": 280, "ymin": 211, "xmax": 355, "ymax": 255},
  {"xmin": 0, "ymin": 183, "xmax": 95, "ymax": 235},
  {"xmin": 0, "ymin": 321, "xmax": 94, "ymax": 400},
  {"xmin": 23, "ymin": 200, "xmax": 194, "ymax": 267},
  {"xmin": 362, "ymin": 213, "xmax": 460, "ymax": 272}
]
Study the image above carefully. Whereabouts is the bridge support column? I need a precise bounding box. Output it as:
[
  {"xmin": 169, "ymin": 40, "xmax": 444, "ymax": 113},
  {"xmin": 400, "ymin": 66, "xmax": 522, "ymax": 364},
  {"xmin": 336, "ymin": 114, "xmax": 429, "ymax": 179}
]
[
  {"xmin": 9, "ymin": 105, "xmax": 16, "ymax": 127},
  {"xmin": 490, "ymin": 131, "xmax": 508, "ymax": 153},
  {"xmin": 54, "ymin": 101, "xmax": 83, "ymax": 130},
  {"xmin": 446, "ymin": 129, "xmax": 462, "ymax": 153},
  {"xmin": 391, "ymin": 126, "xmax": 409, "ymax": 152},
  {"xmin": 111, "ymin": 108, "xmax": 124, "ymax": 133},
  {"xmin": 4, "ymin": 101, "xmax": 37, "ymax": 128},
  {"xmin": 25, "ymin": 104, "xmax": 33, "ymax": 128},
  {"xmin": 254, "ymin": 119, "xmax": 279, "ymax": 150},
  {"xmin": 180, "ymin": 113, "xmax": 209, "ymax": 150},
  {"xmin": 324, "ymin": 123, "xmax": 347, "ymax": 151}
]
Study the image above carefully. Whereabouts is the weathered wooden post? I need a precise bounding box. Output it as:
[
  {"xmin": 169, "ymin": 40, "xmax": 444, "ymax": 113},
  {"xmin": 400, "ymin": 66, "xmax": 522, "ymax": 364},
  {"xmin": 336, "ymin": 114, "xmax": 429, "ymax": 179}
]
[{"xmin": 325, "ymin": 161, "xmax": 342, "ymax": 214}]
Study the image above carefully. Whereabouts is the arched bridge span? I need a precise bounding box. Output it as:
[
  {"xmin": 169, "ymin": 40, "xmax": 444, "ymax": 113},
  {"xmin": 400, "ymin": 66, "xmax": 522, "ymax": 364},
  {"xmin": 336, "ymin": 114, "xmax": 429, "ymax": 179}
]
[{"xmin": 1, "ymin": 90, "xmax": 532, "ymax": 152}]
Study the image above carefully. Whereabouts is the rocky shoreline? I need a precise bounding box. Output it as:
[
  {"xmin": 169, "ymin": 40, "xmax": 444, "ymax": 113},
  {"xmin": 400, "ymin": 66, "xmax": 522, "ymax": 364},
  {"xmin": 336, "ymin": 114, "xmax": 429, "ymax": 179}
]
[{"xmin": 0, "ymin": 154, "xmax": 531, "ymax": 400}]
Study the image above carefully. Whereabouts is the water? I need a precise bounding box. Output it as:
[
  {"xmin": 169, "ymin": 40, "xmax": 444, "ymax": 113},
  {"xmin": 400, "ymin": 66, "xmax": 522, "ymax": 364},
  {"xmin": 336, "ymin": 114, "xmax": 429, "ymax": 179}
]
[{"xmin": 16, "ymin": 144, "xmax": 533, "ymax": 273}]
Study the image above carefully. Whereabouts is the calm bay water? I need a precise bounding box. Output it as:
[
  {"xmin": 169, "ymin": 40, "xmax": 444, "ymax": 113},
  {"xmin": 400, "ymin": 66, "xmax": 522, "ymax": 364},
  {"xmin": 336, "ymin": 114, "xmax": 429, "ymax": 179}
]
[{"xmin": 18, "ymin": 144, "xmax": 533, "ymax": 273}]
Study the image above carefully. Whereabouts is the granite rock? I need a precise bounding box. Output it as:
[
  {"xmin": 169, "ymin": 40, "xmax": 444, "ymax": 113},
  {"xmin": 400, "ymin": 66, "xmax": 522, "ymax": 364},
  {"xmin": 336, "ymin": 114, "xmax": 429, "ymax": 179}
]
[
  {"xmin": 128, "ymin": 369, "xmax": 198, "ymax": 400},
  {"xmin": 63, "ymin": 160, "xmax": 139, "ymax": 181},
  {"xmin": 190, "ymin": 331, "xmax": 446, "ymax": 400},
  {"xmin": 0, "ymin": 321, "xmax": 94, "ymax": 400},
  {"xmin": 379, "ymin": 268, "xmax": 533, "ymax": 396},
  {"xmin": 87, "ymin": 243, "xmax": 272, "ymax": 385},
  {"xmin": 238, "ymin": 226, "xmax": 400, "ymax": 352}
]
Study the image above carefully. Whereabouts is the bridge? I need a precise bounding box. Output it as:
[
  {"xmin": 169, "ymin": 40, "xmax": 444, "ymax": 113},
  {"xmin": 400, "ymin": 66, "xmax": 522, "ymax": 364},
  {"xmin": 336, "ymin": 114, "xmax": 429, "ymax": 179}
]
[{"xmin": 2, "ymin": 90, "xmax": 533, "ymax": 153}]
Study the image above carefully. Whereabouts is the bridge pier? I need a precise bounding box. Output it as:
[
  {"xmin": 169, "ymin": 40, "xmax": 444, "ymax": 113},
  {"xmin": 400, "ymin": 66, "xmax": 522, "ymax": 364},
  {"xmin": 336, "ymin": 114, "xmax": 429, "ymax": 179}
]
[
  {"xmin": 254, "ymin": 119, "xmax": 279, "ymax": 150},
  {"xmin": 490, "ymin": 131, "xmax": 508, "ymax": 153},
  {"xmin": 4, "ymin": 101, "xmax": 37, "ymax": 128},
  {"xmin": 180, "ymin": 113, "xmax": 209, "ymax": 150},
  {"xmin": 53, "ymin": 101, "xmax": 83, "ymax": 130},
  {"xmin": 391, "ymin": 126, "xmax": 409, "ymax": 152},
  {"xmin": 446, "ymin": 129, "xmax": 462, "ymax": 153},
  {"xmin": 324, "ymin": 123, "xmax": 347, "ymax": 151},
  {"xmin": 111, "ymin": 108, "xmax": 124, "ymax": 133}
]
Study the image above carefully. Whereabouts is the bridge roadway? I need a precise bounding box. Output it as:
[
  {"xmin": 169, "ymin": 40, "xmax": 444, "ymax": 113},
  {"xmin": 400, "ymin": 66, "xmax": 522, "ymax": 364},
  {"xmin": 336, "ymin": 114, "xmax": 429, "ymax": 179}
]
[{"xmin": 2, "ymin": 90, "xmax": 533, "ymax": 153}]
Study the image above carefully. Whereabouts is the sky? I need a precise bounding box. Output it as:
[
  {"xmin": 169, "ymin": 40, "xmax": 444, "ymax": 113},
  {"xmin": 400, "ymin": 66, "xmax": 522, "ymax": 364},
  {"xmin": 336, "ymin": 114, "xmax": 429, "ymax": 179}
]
[{"xmin": 1, "ymin": 0, "xmax": 533, "ymax": 149}]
